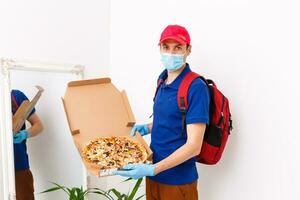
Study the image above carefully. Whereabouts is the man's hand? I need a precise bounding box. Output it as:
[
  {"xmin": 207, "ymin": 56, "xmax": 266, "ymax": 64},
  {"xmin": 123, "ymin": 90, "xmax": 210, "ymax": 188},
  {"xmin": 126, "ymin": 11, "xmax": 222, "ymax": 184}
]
[
  {"xmin": 112, "ymin": 163, "xmax": 155, "ymax": 179},
  {"xmin": 13, "ymin": 130, "xmax": 29, "ymax": 144},
  {"xmin": 130, "ymin": 124, "xmax": 150, "ymax": 137}
]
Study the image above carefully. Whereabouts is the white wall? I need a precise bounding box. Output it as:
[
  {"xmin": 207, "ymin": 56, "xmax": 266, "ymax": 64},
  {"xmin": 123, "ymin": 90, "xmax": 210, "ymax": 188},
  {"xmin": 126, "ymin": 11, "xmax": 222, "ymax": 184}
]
[
  {"xmin": 2, "ymin": 0, "xmax": 300, "ymax": 199},
  {"xmin": 110, "ymin": 0, "xmax": 300, "ymax": 199},
  {"xmin": 0, "ymin": 0, "xmax": 110, "ymax": 78}
]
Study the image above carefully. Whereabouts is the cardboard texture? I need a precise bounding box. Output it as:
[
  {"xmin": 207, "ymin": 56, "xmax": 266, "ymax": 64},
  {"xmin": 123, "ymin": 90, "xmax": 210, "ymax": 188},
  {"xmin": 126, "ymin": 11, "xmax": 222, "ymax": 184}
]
[
  {"xmin": 62, "ymin": 78, "xmax": 152, "ymax": 177},
  {"xmin": 12, "ymin": 86, "xmax": 44, "ymax": 134}
]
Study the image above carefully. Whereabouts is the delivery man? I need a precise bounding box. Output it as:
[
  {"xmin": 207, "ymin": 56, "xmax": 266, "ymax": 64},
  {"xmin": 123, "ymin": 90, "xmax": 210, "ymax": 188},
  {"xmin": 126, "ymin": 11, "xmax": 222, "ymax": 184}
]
[
  {"xmin": 113, "ymin": 25, "xmax": 209, "ymax": 200},
  {"xmin": 11, "ymin": 89, "xmax": 43, "ymax": 200}
]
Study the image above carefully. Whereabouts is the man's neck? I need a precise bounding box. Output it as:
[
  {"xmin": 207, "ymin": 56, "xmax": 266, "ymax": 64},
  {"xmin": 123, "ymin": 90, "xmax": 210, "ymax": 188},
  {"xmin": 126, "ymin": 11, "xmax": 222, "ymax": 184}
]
[{"xmin": 166, "ymin": 63, "xmax": 186, "ymax": 85}]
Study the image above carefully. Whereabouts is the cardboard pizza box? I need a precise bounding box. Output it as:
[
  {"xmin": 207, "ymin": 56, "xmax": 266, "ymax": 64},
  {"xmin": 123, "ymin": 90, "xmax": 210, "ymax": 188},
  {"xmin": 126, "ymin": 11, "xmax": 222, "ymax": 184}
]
[
  {"xmin": 61, "ymin": 78, "xmax": 153, "ymax": 177},
  {"xmin": 12, "ymin": 86, "xmax": 44, "ymax": 134}
]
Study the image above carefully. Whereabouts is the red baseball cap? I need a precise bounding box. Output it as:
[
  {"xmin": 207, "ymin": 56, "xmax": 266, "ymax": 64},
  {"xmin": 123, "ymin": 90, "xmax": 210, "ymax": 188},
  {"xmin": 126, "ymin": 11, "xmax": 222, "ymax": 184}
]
[{"xmin": 159, "ymin": 25, "xmax": 191, "ymax": 45}]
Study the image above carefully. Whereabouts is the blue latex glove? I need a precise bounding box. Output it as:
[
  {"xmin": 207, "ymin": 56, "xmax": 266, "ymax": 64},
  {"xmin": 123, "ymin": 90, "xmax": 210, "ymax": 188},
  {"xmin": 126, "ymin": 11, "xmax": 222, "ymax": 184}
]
[
  {"xmin": 13, "ymin": 130, "xmax": 29, "ymax": 144},
  {"xmin": 112, "ymin": 163, "xmax": 155, "ymax": 179},
  {"xmin": 130, "ymin": 124, "xmax": 149, "ymax": 137}
]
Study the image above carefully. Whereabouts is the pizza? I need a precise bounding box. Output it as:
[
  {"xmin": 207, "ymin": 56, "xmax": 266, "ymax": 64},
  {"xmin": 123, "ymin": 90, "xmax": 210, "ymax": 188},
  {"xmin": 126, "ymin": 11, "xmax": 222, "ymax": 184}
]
[{"xmin": 81, "ymin": 136, "xmax": 148, "ymax": 170}]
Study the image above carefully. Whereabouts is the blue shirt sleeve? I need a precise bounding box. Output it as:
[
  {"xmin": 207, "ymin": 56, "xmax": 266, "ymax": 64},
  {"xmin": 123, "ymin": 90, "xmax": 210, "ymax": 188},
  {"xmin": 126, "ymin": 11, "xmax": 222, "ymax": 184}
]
[
  {"xmin": 13, "ymin": 90, "xmax": 36, "ymax": 118},
  {"xmin": 185, "ymin": 79, "xmax": 210, "ymax": 124}
]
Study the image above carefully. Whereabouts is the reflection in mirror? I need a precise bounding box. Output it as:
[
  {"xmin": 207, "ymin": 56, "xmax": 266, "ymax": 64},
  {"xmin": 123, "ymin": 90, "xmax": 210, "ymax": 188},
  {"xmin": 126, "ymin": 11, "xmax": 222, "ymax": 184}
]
[{"xmin": 11, "ymin": 70, "xmax": 83, "ymax": 200}]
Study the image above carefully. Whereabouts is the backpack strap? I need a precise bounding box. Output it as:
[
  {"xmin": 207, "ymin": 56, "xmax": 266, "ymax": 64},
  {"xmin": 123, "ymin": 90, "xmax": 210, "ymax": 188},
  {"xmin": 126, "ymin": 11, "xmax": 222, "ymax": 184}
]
[
  {"xmin": 177, "ymin": 71, "xmax": 208, "ymax": 135},
  {"xmin": 153, "ymin": 79, "xmax": 164, "ymax": 101},
  {"xmin": 150, "ymin": 70, "xmax": 168, "ymax": 118},
  {"xmin": 177, "ymin": 72, "xmax": 202, "ymax": 111},
  {"xmin": 11, "ymin": 94, "xmax": 19, "ymax": 113},
  {"xmin": 153, "ymin": 69, "xmax": 168, "ymax": 101}
]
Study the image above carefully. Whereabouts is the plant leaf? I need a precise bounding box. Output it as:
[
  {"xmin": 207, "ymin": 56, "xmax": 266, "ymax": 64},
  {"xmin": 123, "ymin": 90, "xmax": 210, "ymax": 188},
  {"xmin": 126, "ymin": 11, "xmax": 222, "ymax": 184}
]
[
  {"xmin": 91, "ymin": 191, "xmax": 113, "ymax": 200},
  {"xmin": 89, "ymin": 188, "xmax": 107, "ymax": 194},
  {"xmin": 109, "ymin": 188, "xmax": 122, "ymax": 198},
  {"xmin": 135, "ymin": 194, "xmax": 145, "ymax": 200},
  {"xmin": 50, "ymin": 182, "xmax": 70, "ymax": 195},
  {"xmin": 127, "ymin": 178, "xmax": 143, "ymax": 200},
  {"xmin": 40, "ymin": 182, "xmax": 71, "ymax": 196},
  {"xmin": 122, "ymin": 177, "xmax": 133, "ymax": 183},
  {"xmin": 40, "ymin": 186, "xmax": 62, "ymax": 194},
  {"xmin": 69, "ymin": 188, "xmax": 76, "ymax": 199},
  {"xmin": 75, "ymin": 187, "xmax": 84, "ymax": 200},
  {"xmin": 108, "ymin": 188, "xmax": 129, "ymax": 200},
  {"xmin": 89, "ymin": 188, "xmax": 114, "ymax": 200}
]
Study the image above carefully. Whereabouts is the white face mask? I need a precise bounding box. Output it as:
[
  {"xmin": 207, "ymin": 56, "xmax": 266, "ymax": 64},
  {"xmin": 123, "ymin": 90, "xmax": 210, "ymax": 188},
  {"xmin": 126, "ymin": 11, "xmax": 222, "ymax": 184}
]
[{"xmin": 160, "ymin": 53, "xmax": 185, "ymax": 71}]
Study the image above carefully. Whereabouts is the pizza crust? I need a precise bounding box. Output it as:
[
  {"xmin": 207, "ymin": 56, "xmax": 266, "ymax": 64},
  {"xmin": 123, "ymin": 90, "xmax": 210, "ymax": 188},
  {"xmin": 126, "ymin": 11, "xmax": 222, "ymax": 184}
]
[{"xmin": 81, "ymin": 136, "xmax": 148, "ymax": 170}]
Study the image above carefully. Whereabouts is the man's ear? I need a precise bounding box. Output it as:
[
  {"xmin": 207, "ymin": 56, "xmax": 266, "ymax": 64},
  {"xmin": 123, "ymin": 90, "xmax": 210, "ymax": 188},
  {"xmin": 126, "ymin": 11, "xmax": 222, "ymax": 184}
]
[{"xmin": 187, "ymin": 45, "xmax": 192, "ymax": 56}]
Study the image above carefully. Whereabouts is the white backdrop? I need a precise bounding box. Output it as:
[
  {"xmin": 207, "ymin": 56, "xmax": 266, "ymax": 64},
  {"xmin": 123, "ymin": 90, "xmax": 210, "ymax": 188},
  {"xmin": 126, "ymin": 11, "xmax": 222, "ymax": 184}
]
[
  {"xmin": 2, "ymin": 0, "xmax": 300, "ymax": 199},
  {"xmin": 110, "ymin": 0, "xmax": 300, "ymax": 199},
  {"xmin": 0, "ymin": 0, "xmax": 110, "ymax": 79}
]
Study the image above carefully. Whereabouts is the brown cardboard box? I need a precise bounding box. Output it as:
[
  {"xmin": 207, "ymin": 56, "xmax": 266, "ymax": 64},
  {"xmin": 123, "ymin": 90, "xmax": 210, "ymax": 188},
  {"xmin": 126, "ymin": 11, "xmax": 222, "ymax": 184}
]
[
  {"xmin": 12, "ymin": 86, "xmax": 44, "ymax": 134},
  {"xmin": 61, "ymin": 78, "xmax": 152, "ymax": 177}
]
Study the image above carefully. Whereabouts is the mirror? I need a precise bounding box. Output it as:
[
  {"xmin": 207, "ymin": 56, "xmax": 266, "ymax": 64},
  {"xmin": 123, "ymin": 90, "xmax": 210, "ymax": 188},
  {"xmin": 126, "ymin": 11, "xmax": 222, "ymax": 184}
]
[{"xmin": 10, "ymin": 69, "xmax": 84, "ymax": 200}]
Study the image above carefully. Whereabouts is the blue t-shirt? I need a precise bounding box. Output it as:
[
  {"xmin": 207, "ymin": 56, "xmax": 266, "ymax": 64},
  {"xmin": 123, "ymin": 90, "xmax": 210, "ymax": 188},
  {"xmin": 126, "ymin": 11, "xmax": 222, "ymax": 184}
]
[
  {"xmin": 11, "ymin": 90, "xmax": 36, "ymax": 171},
  {"xmin": 149, "ymin": 64, "xmax": 210, "ymax": 185}
]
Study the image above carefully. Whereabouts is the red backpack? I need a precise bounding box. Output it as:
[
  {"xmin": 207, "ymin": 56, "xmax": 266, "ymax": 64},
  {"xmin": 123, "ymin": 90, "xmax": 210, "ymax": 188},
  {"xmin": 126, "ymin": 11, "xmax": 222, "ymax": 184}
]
[{"xmin": 154, "ymin": 71, "xmax": 233, "ymax": 165}]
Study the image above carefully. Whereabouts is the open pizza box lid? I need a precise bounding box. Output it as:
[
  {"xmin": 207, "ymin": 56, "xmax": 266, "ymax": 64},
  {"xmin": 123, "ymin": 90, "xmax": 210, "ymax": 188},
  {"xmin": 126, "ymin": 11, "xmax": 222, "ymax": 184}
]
[{"xmin": 61, "ymin": 78, "xmax": 153, "ymax": 177}]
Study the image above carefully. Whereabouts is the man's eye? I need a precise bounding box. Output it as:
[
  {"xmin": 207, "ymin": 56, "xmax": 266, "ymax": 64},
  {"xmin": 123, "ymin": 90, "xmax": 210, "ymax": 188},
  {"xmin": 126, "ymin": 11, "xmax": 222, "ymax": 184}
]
[{"xmin": 176, "ymin": 46, "xmax": 182, "ymax": 50}]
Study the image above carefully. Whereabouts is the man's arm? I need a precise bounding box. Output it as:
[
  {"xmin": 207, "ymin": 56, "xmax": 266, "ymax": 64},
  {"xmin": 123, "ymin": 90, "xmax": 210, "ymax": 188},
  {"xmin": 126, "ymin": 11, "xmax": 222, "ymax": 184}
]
[
  {"xmin": 113, "ymin": 122, "xmax": 206, "ymax": 179},
  {"xmin": 26, "ymin": 113, "xmax": 43, "ymax": 138},
  {"xmin": 154, "ymin": 123, "xmax": 206, "ymax": 175}
]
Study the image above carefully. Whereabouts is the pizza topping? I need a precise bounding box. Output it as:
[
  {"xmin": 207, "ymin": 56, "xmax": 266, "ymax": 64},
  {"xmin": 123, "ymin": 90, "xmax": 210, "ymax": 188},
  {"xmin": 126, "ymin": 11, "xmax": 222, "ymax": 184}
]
[{"xmin": 82, "ymin": 136, "xmax": 148, "ymax": 170}]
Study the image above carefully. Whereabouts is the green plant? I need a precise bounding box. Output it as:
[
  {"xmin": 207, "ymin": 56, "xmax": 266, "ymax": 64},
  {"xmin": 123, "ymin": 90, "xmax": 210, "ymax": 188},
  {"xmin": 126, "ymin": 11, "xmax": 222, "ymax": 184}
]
[
  {"xmin": 41, "ymin": 178, "xmax": 145, "ymax": 200},
  {"xmin": 107, "ymin": 178, "xmax": 145, "ymax": 200},
  {"xmin": 41, "ymin": 182, "xmax": 113, "ymax": 200}
]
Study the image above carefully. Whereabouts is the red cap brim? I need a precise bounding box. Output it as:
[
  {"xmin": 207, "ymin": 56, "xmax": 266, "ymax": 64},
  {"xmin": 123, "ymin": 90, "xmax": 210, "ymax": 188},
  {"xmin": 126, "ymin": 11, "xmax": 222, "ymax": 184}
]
[{"xmin": 159, "ymin": 36, "xmax": 188, "ymax": 45}]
